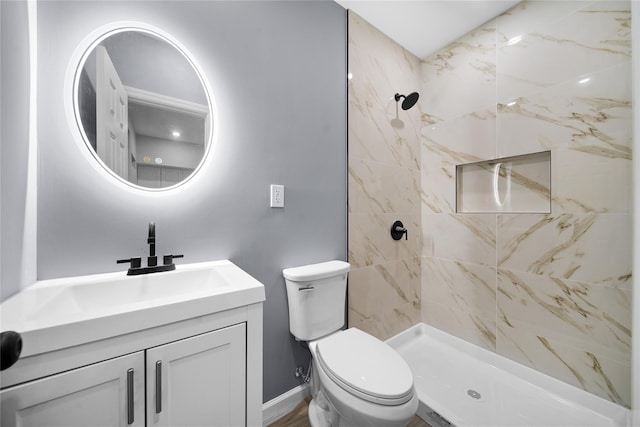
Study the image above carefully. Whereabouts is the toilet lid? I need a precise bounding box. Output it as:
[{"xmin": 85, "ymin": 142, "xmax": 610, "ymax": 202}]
[{"xmin": 316, "ymin": 328, "xmax": 414, "ymax": 405}]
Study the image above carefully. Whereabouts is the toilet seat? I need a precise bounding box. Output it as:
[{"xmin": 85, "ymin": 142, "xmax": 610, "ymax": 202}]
[{"xmin": 315, "ymin": 328, "xmax": 414, "ymax": 406}]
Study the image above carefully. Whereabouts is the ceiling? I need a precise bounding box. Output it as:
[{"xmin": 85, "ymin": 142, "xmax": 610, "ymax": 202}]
[
  {"xmin": 129, "ymin": 102, "xmax": 206, "ymax": 145},
  {"xmin": 334, "ymin": 0, "xmax": 520, "ymax": 59}
]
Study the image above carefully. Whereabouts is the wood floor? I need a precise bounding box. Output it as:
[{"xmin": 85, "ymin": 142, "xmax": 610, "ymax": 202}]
[{"xmin": 268, "ymin": 398, "xmax": 432, "ymax": 427}]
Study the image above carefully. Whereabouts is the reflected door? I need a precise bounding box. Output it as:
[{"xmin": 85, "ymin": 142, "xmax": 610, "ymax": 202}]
[{"xmin": 96, "ymin": 45, "xmax": 129, "ymax": 180}]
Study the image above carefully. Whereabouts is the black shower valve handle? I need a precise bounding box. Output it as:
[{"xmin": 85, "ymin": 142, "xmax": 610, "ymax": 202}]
[
  {"xmin": 400, "ymin": 227, "xmax": 408, "ymax": 240},
  {"xmin": 390, "ymin": 220, "xmax": 408, "ymax": 241}
]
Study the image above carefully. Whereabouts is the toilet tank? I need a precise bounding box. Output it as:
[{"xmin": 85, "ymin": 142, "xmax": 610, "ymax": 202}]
[{"xmin": 283, "ymin": 260, "xmax": 350, "ymax": 341}]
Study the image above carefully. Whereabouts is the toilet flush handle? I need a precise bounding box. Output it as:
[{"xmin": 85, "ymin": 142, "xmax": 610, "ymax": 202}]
[{"xmin": 298, "ymin": 285, "xmax": 315, "ymax": 292}]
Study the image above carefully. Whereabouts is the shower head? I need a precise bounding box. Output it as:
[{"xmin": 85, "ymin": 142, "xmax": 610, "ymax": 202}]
[{"xmin": 394, "ymin": 92, "xmax": 420, "ymax": 110}]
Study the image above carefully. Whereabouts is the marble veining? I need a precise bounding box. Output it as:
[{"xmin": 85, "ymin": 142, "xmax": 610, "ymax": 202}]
[
  {"xmin": 496, "ymin": 1, "xmax": 631, "ymax": 100},
  {"xmin": 418, "ymin": 0, "xmax": 632, "ymax": 408},
  {"xmin": 530, "ymin": 31, "xmax": 629, "ymax": 58},
  {"xmin": 497, "ymin": 92, "xmax": 631, "ymax": 159},
  {"xmin": 422, "ymin": 21, "xmax": 496, "ymax": 123},
  {"xmin": 498, "ymin": 269, "xmax": 631, "ymax": 356},
  {"xmin": 422, "ymin": 299, "xmax": 497, "ymax": 351},
  {"xmin": 497, "ymin": 324, "xmax": 631, "ymax": 407},
  {"xmin": 423, "ymin": 213, "xmax": 495, "ymax": 266},
  {"xmin": 497, "ymin": 214, "xmax": 632, "ymax": 287},
  {"xmin": 349, "ymin": 0, "xmax": 631, "ymax": 408},
  {"xmin": 423, "ymin": 258, "xmax": 496, "ymax": 319},
  {"xmin": 348, "ymin": 10, "xmax": 422, "ymax": 341}
]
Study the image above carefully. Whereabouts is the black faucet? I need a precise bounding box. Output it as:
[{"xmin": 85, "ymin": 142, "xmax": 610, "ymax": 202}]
[
  {"xmin": 117, "ymin": 222, "xmax": 183, "ymax": 275},
  {"xmin": 147, "ymin": 222, "xmax": 157, "ymax": 267}
]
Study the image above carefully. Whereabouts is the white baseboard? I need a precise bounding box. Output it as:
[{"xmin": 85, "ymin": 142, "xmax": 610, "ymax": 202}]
[{"xmin": 262, "ymin": 383, "xmax": 310, "ymax": 426}]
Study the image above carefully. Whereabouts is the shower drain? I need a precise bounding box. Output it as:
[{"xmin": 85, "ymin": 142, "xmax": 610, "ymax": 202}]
[{"xmin": 467, "ymin": 389, "xmax": 482, "ymax": 400}]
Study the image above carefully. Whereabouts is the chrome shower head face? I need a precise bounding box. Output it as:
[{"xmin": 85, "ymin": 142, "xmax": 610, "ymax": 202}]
[{"xmin": 394, "ymin": 92, "xmax": 420, "ymax": 110}]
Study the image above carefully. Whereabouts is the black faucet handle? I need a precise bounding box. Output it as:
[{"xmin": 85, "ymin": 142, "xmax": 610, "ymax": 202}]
[
  {"xmin": 163, "ymin": 254, "xmax": 184, "ymax": 265},
  {"xmin": 117, "ymin": 257, "xmax": 142, "ymax": 268},
  {"xmin": 147, "ymin": 222, "xmax": 156, "ymax": 244}
]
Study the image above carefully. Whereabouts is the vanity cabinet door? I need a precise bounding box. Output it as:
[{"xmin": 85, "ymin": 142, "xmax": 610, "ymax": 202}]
[
  {"xmin": 146, "ymin": 323, "xmax": 247, "ymax": 427},
  {"xmin": 0, "ymin": 351, "xmax": 145, "ymax": 427}
]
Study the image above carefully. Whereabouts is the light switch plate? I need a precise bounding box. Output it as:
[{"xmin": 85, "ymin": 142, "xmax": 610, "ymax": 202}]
[{"xmin": 270, "ymin": 185, "xmax": 284, "ymax": 208}]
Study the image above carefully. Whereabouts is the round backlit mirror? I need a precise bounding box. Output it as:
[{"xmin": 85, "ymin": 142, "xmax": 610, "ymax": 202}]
[{"xmin": 74, "ymin": 28, "xmax": 212, "ymax": 190}]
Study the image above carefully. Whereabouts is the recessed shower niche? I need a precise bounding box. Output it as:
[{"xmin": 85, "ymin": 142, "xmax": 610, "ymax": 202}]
[{"xmin": 456, "ymin": 151, "xmax": 551, "ymax": 213}]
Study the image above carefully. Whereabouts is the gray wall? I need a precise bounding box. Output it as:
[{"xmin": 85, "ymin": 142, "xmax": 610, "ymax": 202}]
[
  {"xmin": 1, "ymin": 1, "xmax": 32, "ymax": 302},
  {"xmin": 33, "ymin": 0, "xmax": 346, "ymax": 403}
]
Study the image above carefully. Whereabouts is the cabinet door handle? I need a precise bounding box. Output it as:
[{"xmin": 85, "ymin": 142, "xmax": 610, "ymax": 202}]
[
  {"xmin": 155, "ymin": 361, "xmax": 162, "ymax": 414},
  {"xmin": 127, "ymin": 368, "xmax": 134, "ymax": 424}
]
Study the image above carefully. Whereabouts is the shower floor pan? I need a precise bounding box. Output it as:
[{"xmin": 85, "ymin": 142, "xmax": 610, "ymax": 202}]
[{"xmin": 387, "ymin": 323, "xmax": 631, "ymax": 427}]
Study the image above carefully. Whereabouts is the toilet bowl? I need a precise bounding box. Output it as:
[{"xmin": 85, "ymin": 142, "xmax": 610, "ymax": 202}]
[
  {"xmin": 308, "ymin": 328, "xmax": 418, "ymax": 427},
  {"xmin": 282, "ymin": 261, "xmax": 418, "ymax": 427}
]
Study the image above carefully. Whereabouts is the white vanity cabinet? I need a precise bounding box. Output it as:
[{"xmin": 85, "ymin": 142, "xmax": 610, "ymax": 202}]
[
  {"xmin": 0, "ymin": 351, "xmax": 146, "ymax": 426},
  {"xmin": 146, "ymin": 323, "xmax": 247, "ymax": 426},
  {"xmin": 1, "ymin": 321, "xmax": 253, "ymax": 427},
  {"xmin": 0, "ymin": 261, "xmax": 265, "ymax": 426}
]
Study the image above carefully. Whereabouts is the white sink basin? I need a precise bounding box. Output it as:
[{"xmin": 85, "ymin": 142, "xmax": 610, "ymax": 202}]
[
  {"xmin": 0, "ymin": 260, "xmax": 265, "ymax": 357},
  {"xmin": 29, "ymin": 266, "xmax": 234, "ymax": 319}
]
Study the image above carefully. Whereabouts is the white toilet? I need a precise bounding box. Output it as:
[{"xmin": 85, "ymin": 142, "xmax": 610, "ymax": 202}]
[{"xmin": 283, "ymin": 260, "xmax": 418, "ymax": 427}]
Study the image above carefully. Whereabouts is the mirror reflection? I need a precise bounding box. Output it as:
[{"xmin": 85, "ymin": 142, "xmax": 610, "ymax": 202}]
[{"xmin": 76, "ymin": 29, "xmax": 211, "ymax": 189}]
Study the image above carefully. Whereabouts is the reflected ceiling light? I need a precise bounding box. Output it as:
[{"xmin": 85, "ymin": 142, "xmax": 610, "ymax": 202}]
[
  {"xmin": 394, "ymin": 92, "xmax": 420, "ymax": 110},
  {"xmin": 507, "ymin": 35, "xmax": 522, "ymax": 46},
  {"xmin": 578, "ymin": 77, "xmax": 591, "ymax": 84},
  {"xmin": 347, "ymin": 72, "xmax": 353, "ymax": 80},
  {"xmin": 172, "ymin": 131, "xmax": 181, "ymax": 137},
  {"xmin": 507, "ymin": 101, "xmax": 517, "ymax": 107}
]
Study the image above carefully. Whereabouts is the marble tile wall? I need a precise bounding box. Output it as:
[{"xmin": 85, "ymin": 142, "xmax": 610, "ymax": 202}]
[
  {"xmin": 347, "ymin": 11, "xmax": 422, "ymax": 341},
  {"xmin": 421, "ymin": 0, "xmax": 632, "ymax": 407}
]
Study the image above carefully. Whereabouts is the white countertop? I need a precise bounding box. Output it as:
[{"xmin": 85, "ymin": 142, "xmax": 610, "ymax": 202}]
[{"xmin": 0, "ymin": 260, "xmax": 265, "ymax": 357}]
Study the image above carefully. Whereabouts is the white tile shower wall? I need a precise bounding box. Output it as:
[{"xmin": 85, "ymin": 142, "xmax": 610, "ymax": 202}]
[
  {"xmin": 347, "ymin": 11, "xmax": 422, "ymax": 341},
  {"xmin": 420, "ymin": 1, "xmax": 632, "ymax": 407}
]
